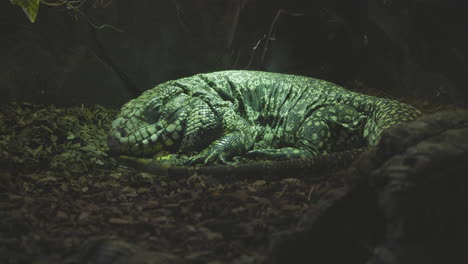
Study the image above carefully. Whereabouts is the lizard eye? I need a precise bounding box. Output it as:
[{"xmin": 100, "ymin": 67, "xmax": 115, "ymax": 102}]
[
  {"xmin": 148, "ymin": 99, "xmax": 162, "ymax": 113},
  {"xmin": 152, "ymin": 104, "xmax": 161, "ymax": 113},
  {"xmin": 145, "ymin": 99, "xmax": 164, "ymax": 122}
]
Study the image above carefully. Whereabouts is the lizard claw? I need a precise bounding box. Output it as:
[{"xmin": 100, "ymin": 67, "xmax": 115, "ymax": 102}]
[
  {"xmin": 187, "ymin": 155, "xmax": 204, "ymax": 166},
  {"xmin": 203, "ymin": 151, "xmax": 228, "ymax": 165},
  {"xmin": 187, "ymin": 150, "xmax": 228, "ymax": 165}
]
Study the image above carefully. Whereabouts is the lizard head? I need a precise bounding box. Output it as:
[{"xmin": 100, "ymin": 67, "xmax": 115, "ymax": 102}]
[{"xmin": 108, "ymin": 86, "xmax": 189, "ymax": 156}]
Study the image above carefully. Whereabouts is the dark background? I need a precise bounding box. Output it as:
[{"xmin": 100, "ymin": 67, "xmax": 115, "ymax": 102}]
[{"xmin": 1, "ymin": 0, "xmax": 467, "ymax": 107}]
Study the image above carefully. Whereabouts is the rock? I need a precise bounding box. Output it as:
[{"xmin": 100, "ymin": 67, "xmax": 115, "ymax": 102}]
[
  {"xmin": 266, "ymin": 111, "xmax": 468, "ymax": 264},
  {"xmin": 265, "ymin": 185, "xmax": 382, "ymax": 264},
  {"xmin": 367, "ymin": 110, "xmax": 468, "ymax": 264}
]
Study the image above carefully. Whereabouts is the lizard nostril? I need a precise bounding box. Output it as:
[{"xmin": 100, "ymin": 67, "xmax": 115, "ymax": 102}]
[
  {"xmin": 107, "ymin": 137, "xmax": 120, "ymax": 153},
  {"xmin": 119, "ymin": 128, "xmax": 128, "ymax": 137}
]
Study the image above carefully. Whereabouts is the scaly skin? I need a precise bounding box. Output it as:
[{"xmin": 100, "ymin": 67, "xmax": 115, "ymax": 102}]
[{"xmin": 108, "ymin": 70, "xmax": 421, "ymax": 167}]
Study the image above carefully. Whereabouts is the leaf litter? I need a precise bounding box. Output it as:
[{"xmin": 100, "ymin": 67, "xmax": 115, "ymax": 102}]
[{"xmin": 0, "ymin": 102, "xmax": 345, "ymax": 264}]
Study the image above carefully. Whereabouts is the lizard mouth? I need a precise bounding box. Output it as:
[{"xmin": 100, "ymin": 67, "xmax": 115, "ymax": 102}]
[{"xmin": 108, "ymin": 121, "xmax": 182, "ymax": 156}]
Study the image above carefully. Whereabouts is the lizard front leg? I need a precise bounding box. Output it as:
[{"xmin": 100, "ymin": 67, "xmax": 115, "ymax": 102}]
[{"xmin": 187, "ymin": 106, "xmax": 257, "ymax": 165}]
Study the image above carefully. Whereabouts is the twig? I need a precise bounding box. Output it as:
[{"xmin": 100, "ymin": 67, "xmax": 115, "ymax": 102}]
[
  {"xmin": 307, "ymin": 185, "xmax": 317, "ymax": 201},
  {"xmin": 172, "ymin": 0, "xmax": 190, "ymax": 33},
  {"xmin": 245, "ymin": 34, "xmax": 266, "ymax": 69},
  {"xmin": 73, "ymin": 7, "xmax": 123, "ymax": 32},
  {"xmin": 278, "ymin": 183, "xmax": 288, "ymax": 198},
  {"xmin": 260, "ymin": 9, "xmax": 303, "ymax": 64},
  {"xmin": 40, "ymin": 0, "xmax": 123, "ymax": 32}
]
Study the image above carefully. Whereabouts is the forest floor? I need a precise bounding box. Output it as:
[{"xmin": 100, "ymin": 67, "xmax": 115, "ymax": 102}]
[{"xmin": 0, "ymin": 94, "xmax": 456, "ymax": 264}]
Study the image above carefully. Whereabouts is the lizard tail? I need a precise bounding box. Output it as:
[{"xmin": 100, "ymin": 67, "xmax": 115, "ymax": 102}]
[{"xmin": 119, "ymin": 148, "xmax": 370, "ymax": 182}]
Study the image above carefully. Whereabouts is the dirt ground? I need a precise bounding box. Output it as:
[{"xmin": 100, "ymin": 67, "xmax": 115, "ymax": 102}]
[{"xmin": 0, "ymin": 102, "xmax": 348, "ymax": 263}]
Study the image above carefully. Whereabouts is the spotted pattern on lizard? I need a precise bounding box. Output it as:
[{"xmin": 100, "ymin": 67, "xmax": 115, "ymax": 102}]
[{"xmin": 108, "ymin": 70, "xmax": 421, "ymax": 166}]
